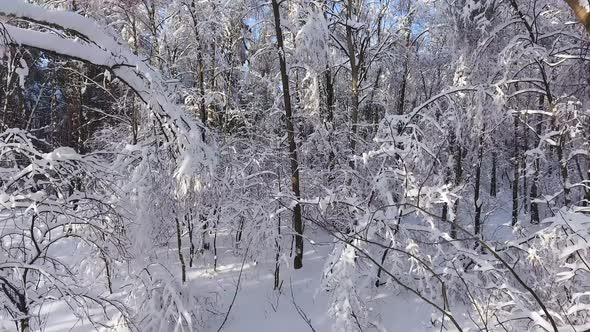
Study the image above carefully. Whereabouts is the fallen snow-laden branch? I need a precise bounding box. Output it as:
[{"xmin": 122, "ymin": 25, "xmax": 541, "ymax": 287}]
[{"xmin": 0, "ymin": 0, "xmax": 215, "ymax": 176}]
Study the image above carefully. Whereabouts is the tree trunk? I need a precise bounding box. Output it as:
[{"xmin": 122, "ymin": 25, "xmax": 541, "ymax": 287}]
[
  {"xmin": 522, "ymin": 113, "xmax": 529, "ymax": 214},
  {"xmin": 201, "ymin": 214, "xmax": 209, "ymax": 251},
  {"xmin": 563, "ymin": 0, "xmax": 590, "ymax": 32},
  {"xmin": 370, "ymin": 68, "xmax": 383, "ymax": 133},
  {"xmin": 213, "ymin": 216, "xmax": 218, "ymax": 271},
  {"xmin": 558, "ymin": 132, "xmax": 571, "ymax": 207},
  {"xmin": 271, "ymin": 0, "xmax": 304, "ymax": 270},
  {"xmin": 452, "ymin": 144, "xmax": 462, "ymax": 239},
  {"xmin": 375, "ymin": 240, "xmax": 393, "ymax": 287},
  {"xmin": 324, "ymin": 1, "xmax": 336, "ymax": 173},
  {"xmin": 236, "ymin": 217, "xmax": 244, "ymax": 246},
  {"xmin": 512, "ymin": 114, "xmax": 520, "ymax": 226},
  {"xmin": 474, "ymin": 128, "xmax": 484, "ymax": 236},
  {"xmin": 530, "ymin": 98, "xmax": 544, "ymax": 224},
  {"xmin": 530, "ymin": 158, "xmax": 541, "ymax": 224},
  {"xmin": 346, "ymin": 0, "xmax": 360, "ymax": 169},
  {"xmin": 18, "ymin": 270, "xmax": 30, "ymax": 332},
  {"xmin": 187, "ymin": 209, "xmax": 196, "ymax": 267},
  {"xmin": 188, "ymin": 2, "xmax": 207, "ymax": 139},
  {"xmin": 585, "ymin": 116, "xmax": 590, "ymax": 206},
  {"xmin": 449, "ymin": 132, "xmax": 462, "ymax": 239},
  {"xmin": 198, "ymin": 50, "xmax": 206, "ymax": 133},
  {"xmin": 490, "ymin": 151, "xmax": 497, "ymax": 197},
  {"xmin": 325, "ymin": 67, "xmax": 336, "ymax": 172},
  {"xmin": 275, "ymin": 169, "xmax": 282, "ymax": 289},
  {"xmin": 19, "ymin": 317, "xmax": 29, "ymax": 332},
  {"xmin": 175, "ymin": 214, "xmax": 187, "ymax": 283},
  {"xmin": 396, "ymin": 1, "xmax": 413, "ymax": 117}
]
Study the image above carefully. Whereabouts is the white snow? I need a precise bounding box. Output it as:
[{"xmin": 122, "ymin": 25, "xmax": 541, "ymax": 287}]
[{"xmin": 15, "ymin": 58, "xmax": 28, "ymax": 89}]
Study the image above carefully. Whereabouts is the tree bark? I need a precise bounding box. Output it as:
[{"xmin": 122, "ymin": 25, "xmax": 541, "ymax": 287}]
[
  {"xmin": 397, "ymin": 5, "xmax": 413, "ymax": 116},
  {"xmin": 175, "ymin": 215, "xmax": 187, "ymax": 283},
  {"xmin": 522, "ymin": 114, "xmax": 529, "ymax": 214},
  {"xmin": 271, "ymin": 0, "xmax": 304, "ymax": 270},
  {"xmin": 474, "ymin": 128, "xmax": 484, "ymax": 236},
  {"xmin": 558, "ymin": 132, "xmax": 571, "ymax": 207},
  {"xmin": 346, "ymin": 0, "xmax": 360, "ymax": 169},
  {"xmin": 275, "ymin": 169, "xmax": 282, "ymax": 289},
  {"xmin": 452, "ymin": 144, "xmax": 462, "ymax": 239},
  {"xmin": 187, "ymin": 209, "xmax": 196, "ymax": 267},
  {"xmin": 490, "ymin": 151, "xmax": 497, "ymax": 197},
  {"xmin": 564, "ymin": 0, "xmax": 590, "ymax": 32},
  {"xmin": 512, "ymin": 114, "xmax": 520, "ymax": 226},
  {"xmin": 449, "ymin": 133, "xmax": 462, "ymax": 239},
  {"xmin": 198, "ymin": 50, "xmax": 206, "ymax": 129},
  {"xmin": 325, "ymin": 68, "xmax": 336, "ymax": 172},
  {"xmin": 530, "ymin": 97, "xmax": 544, "ymax": 224}
]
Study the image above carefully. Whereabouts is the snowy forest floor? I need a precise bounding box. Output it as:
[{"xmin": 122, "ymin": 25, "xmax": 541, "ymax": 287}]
[
  {"xmin": 8, "ymin": 192, "xmax": 532, "ymax": 332},
  {"xmin": 206, "ymin": 232, "xmax": 436, "ymax": 332},
  {"xmin": 32, "ymin": 229, "xmax": 438, "ymax": 332}
]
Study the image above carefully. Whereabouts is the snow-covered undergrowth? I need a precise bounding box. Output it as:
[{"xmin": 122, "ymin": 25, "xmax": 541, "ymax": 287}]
[{"xmin": 6, "ymin": 199, "xmax": 590, "ymax": 332}]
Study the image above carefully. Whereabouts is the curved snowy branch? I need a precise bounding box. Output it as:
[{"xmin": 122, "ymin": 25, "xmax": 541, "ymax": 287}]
[{"xmin": 0, "ymin": 0, "xmax": 214, "ymax": 174}]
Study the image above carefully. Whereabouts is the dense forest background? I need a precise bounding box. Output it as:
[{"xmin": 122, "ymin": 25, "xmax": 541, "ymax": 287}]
[{"xmin": 2, "ymin": 0, "xmax": 590, "ymax": 331}]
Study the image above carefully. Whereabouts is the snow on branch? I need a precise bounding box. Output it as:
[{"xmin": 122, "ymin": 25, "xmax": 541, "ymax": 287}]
[{"xmin": 0, "ymin": 0, "xmax": 215, "ymax": 176}]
